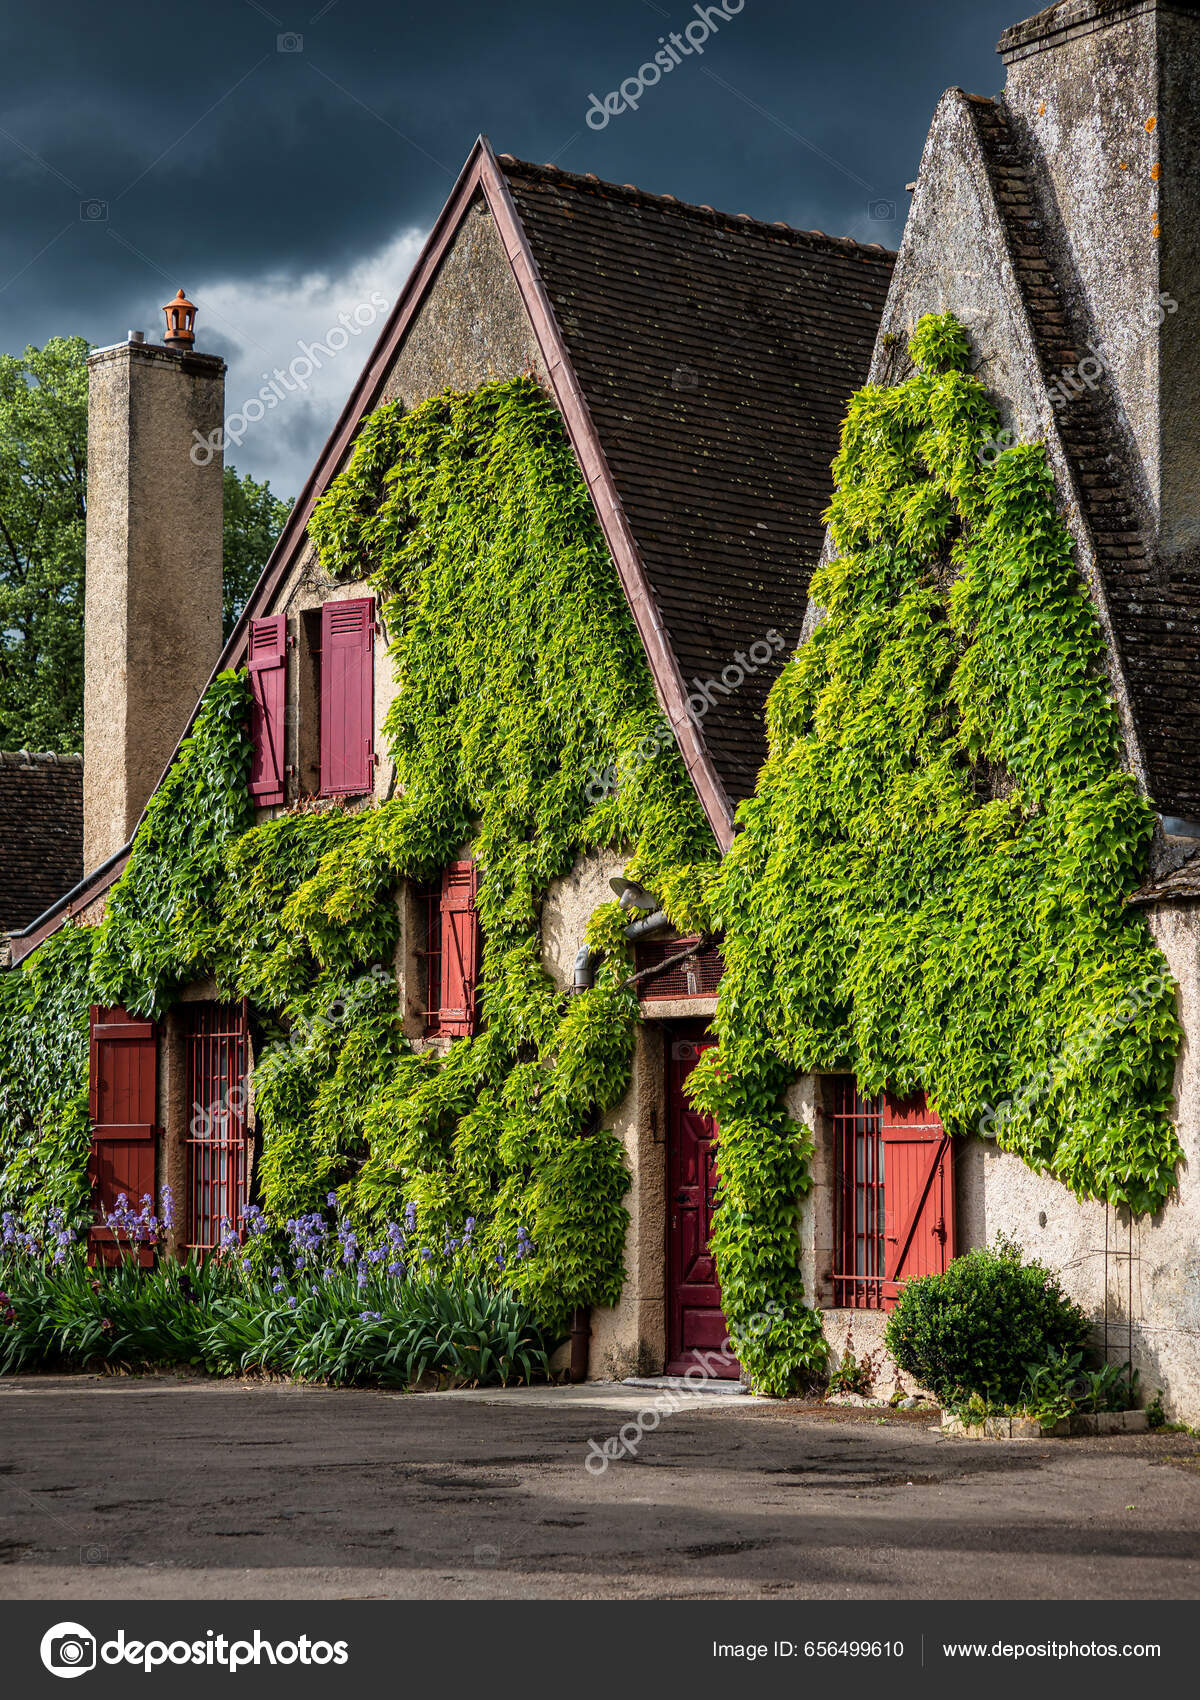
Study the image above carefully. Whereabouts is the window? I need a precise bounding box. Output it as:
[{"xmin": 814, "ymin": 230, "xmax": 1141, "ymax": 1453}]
[
  {"xmin": 320, "ymin": 597, "xmax": 375, "ymax": 796},
  {"xmin": 247, "ymin": 615, "xmax": 287, "ymax": 807},
  {"xmin": 831, "ymin": 1080, "xmax": 954, "ymax": 1309},
  {"xmin": 418, "ymin": 861, "xmax": 480, "ymax": 1037},
  {"xmin": 186, "ymin": 1002, "xmax": 251, "ymax": 1258},
  {"xmin": 634, "ymin": 934, "xmax": 725, "ymax": 1000}
]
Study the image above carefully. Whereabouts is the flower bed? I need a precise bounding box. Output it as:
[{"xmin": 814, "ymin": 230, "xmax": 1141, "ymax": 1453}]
[{"xmin": 0, "ymin": 1190, "xmax": 552, "ymax": 1387}]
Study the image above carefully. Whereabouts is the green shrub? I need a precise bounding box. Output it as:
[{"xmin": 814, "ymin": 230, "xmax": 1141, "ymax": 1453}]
[{"xmin": 884, "ymin": 1239, "xmax": 1090, "ymax": 1405}]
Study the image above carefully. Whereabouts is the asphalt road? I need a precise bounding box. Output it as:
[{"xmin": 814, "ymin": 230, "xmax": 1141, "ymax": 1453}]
[{"xmin": 1, "ymin": 1376, "xmax": 1198, "ymax": 1600}]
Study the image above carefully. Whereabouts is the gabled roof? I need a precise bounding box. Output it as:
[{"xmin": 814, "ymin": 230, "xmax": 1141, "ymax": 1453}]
[
  {"xmin": 10, "ymin": 139, "xmax": 892, "ymax": 961},
  {"xmin": 0, "ymin": 752, "xmax": 82, "ymax": 934},
  {"xmin": 498, "ymin": 159, "xmax": 894, "ymax": 808},
  {"xmin": 968, "ymin": 97, "xmax": 1200, "ymax": 825}
]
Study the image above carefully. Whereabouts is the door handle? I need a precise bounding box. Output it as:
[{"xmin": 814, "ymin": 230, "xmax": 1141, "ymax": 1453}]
[{"xmin": 674, "ymin": 1190, "xmax": 689, "ymax": 1203}]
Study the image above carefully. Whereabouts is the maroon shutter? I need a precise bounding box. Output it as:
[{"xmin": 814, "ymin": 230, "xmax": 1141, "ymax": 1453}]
[
  {"xmin": 320, "ymin": 597, "xmax": 374, "ymax": 795},
  {"xmin": 881, "ymin": 1091, "xmax": 955, "ymax": 1307},
  {"xmin": 87, "ymin": 1006, "xmax": 159, "ymax": 1268},
  {"xmin": 248, "ymin": 615, "xmax": 287, "ymax": 806},
  {"xmin": 438, "ymin": 861, "xmax": 479, "ymax": 1037}
]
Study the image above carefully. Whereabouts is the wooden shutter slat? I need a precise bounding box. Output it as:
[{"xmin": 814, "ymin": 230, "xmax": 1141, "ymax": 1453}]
[
  {"xmin": 320, "ymin": 598, "xmax": 374, "ymax": 796},
  {"xmin": 248, "ymin": 615, "xmax": 287, "ymax": 806},
  {"xmin": 881, "ymin": 1091, "xmax": 954, "ymax": 1306},
  {"xmin": 437, "ymin": 861, "xmax": 479, "ymax": 1036},
  {"xmin": 87, "ymin": 1004, "xmax": 159, "ymax": 1268}
]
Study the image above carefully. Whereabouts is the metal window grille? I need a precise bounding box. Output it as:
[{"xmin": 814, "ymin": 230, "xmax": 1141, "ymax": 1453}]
[
  {"xmin": 186, "ymin": 1002, "xmax": 250, "ymax": 1258},
  {"xmin": 634, "ymin": 935, "xmax": 725, "ymax": 999},
  {"xmin": 831, "ymin": 1078, "xmax": 887, "ymax": 1308},
  {"xmin": 415, "ymin": 881, "xmax": 442, "ymax": 1035}
]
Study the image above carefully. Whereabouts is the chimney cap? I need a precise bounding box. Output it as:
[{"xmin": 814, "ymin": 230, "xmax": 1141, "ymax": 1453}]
[
  {"xmin": 1000, "ymin": 1, "xmax": 1200, "ymax": 64},
  {"xmin": 162, "ymin": 288, "xmax": 197, "ymax": 350}
]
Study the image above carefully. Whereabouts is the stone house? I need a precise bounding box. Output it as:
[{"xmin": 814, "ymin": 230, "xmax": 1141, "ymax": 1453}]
[
  {"xmin": 8, "ymin": 0, "xmax": 1200, "ymax": 1418},
  {"xmin": 6, "ymin": 143, "xmax": 892, "ymax": 1369}
]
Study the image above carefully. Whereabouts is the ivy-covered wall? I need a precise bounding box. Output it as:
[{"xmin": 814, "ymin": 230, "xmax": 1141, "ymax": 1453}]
[
  {"xmin": 688, "ymin": 314, "xmax": 1182, "ymax": 1391},
  {"xmin": 0, "ymin": 377, "xmax": 717, "ymax": 1334},
  {"xmin": 0, "ymin": 324, "xmax": 1185, "ymax": 1397}
]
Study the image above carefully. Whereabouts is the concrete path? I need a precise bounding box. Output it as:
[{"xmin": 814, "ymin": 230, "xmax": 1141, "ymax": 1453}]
[{"xmin": 1, "ymin": 1375, "xmax": 1198, "ymax": 1600}]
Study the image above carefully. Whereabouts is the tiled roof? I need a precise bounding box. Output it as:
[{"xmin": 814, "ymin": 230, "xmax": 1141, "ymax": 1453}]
[
  {"xmin": 499, "ymin": 159, "xmax": 895, "ymax": 805},
  {"xmin": 0, "ymin": 752, "xmax": 83, "ymax": 933},
  {"xmin": 972, "ymin": 98, "xmax": 1200, "ymax": 824}
]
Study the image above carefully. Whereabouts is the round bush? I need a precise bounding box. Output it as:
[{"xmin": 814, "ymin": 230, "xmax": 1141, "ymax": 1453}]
[{"xmin": 883, "ymin": 1239, "xmax": 1090, "ymax": 1405}]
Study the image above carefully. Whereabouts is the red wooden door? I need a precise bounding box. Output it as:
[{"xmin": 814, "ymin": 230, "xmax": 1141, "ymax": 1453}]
[
  {"xmin": 87, "ymin": 1006, "xmax": 158, "ymax": 1267},
  {"xmin": 881, "ymin": 1091, "xmax": 954, "ymax": 1306},
  {"xmin": 320, "ymin": 597, "xmax": 374, "ymax": 795},
  {"xmin": 666, "ymin": 1031, "xmax": 737, "ymax": 1376}
]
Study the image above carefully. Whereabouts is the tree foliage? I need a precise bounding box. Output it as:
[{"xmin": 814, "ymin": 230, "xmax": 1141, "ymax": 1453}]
[{"xmin": 0, "ymin": 334, "xmax": 290, "ymax": 749}]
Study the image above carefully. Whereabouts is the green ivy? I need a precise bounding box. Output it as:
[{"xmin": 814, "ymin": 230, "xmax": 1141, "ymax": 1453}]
[
  {"xmin": 689, "ymin": 313, "xmax": 1182, "ymax": 1392},
  {"xmin": 0, "ymin": 378, "xmax": 717, "ymax": 1334},
  {"xmin": 0, "ymin": 335, "xmax": 1182, "ymax": 1390}
]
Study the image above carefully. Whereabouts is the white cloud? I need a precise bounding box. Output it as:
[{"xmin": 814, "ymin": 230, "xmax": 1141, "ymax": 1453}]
[{"xmin": 186, "ymin": 225, "xmax": 427, "ymax": 498}]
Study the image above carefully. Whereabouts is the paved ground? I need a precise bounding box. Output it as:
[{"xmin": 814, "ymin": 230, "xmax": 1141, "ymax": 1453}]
[{"xmin": 1, "ymin": 1374, "xmax": 1199, "ymax": 1600}]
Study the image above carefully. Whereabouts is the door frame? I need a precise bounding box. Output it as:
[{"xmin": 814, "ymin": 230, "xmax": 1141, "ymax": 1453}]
[{"xmin": 663, "ymin": 1020, "xmax": 739, "ymax": 1378}]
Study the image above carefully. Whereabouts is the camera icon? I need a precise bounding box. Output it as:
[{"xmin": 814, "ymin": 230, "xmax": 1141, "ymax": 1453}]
[
  {"xmin": 79, "ymin": 200, "xmax": 108, "ymax": 222},
  {"xmin": 474, "ymin": 1543, "xmax": 500, "ymax": 1567},
  {"xmin": 277, "ymin": 32, "xmax": 304, "ymax": 52},
  {"xmin": 40, "ymin": 1622, "xmax": 97, "ymax": 1678},
  {"xmin": 80, "ymin": 1543, "xmax": 108, "ymax": 1565},
  {"xmin": 671, "ymin": 363, "xmax": 700, "ymax": 392},
  {"xmin": 868, "ymin": 198, "xmax": 897, "ymax": 221}
]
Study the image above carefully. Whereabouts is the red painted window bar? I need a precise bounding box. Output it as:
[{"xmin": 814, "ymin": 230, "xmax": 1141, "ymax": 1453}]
[
  {"xmin": 831, "ymin": 1079, "xmax": 887, "ymax": 1308},
  {"xmin": 185, "ymin": 1001, "xmax": 250, "ymax": 1257}
]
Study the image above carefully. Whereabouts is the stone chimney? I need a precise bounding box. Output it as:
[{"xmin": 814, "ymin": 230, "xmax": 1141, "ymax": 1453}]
[
  {"xmin": 83, "ymin": 299, "xmax": 225, "ymax": 871},
  {"xmin": 999, "ymin": 0, "xmax": 1200, "ymax": 555}
]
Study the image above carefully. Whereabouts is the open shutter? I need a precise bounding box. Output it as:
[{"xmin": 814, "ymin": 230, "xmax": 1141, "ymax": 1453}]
[
  {"xmin": 320, "ymin": 597, "xmax": 374, "ymax": 795},
  {"xmin": 438, "ymin": 861, "xmax": 479, "ymax": 1037},
  {"xmin": 882, "ymin": 1090, "xmax": 954, "ymax": 1307},
  {"xmin": 88, "ymin": 1006, "xmax": 158, "ymax": 1268},
  {"xmin": 248, "ymin": 615, "xmax": 287, "ymax": 806}
]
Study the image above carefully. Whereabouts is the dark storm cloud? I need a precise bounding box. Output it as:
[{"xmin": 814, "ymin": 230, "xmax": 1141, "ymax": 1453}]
[{"xmin": 0, "ymin": 0, "xmax": 1022, "ymax": 491}]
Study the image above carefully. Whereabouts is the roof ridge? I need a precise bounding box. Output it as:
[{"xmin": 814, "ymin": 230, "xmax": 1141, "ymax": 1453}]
[
  {"xmin": 0, "ymin": 749, "xmax": 83, "ymax": 766},
  {"xmin": 494, "ymin": 153, "xmax": 895, "ymax": 260}
]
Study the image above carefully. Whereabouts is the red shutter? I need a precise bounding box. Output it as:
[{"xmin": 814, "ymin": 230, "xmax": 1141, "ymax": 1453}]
[
  {"xmin": 881, "ymin": 1091, "xmax": 954, "ymax": 1307},
  {"xmin": 87, "ymin": 1006, "xmax": 159, "ymax": 1268},
  {"xmin": 248, "ymin": 615, "xmax": 287, "ymax": 806},
  {"xmin": 438, "ymin": 861, "xmax": 479, "ymax": 1037},
  {"xmin": 320, "ymin": 597, "xmax": 374, "ymax": 795}
]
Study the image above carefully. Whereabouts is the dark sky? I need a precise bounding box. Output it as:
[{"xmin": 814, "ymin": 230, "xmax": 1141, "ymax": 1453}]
[{"xmin": 1, "ymin": 0, "xmax": 1024, "ymax": 493}]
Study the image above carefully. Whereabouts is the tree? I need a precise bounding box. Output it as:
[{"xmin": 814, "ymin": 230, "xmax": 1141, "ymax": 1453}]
[
  {"xmin": 0, "ymin": 336, "xmax": 292, "ymax": 751},
  {"xmin": 221, "ymin": 466, "xmax": 293, "ymax": 640},
  {"xmin": 0, "ymin": 337, "xmax": 88, "ymax": 752}
]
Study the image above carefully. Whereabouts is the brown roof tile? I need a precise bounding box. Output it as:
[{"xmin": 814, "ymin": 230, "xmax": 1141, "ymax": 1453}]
[
  {"xmin": 0, "ymin": 752, "xmax": 83, "ymax": 933},
  {"xmin": 499, "ymin": 159, "xmax": 894, "ymax": 804}
]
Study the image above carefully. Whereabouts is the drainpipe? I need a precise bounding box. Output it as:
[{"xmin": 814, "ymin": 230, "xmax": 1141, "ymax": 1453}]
[
  {"xmin": 571, "ymin": 910, "xmax": 672, "ymax": 993},
  {"xmin": 569, "ymin": 1306, "xmax": 592, "ymax": 1382}
]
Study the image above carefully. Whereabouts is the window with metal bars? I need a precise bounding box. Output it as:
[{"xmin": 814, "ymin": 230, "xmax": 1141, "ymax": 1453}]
[
  {"xmin": 185, "ymin": 1002, "xmax": 250, "ymax": 1258},
  {"xmin": 830, "ymin": 1079, "xmax": 955, "ymax": 1309},
  {"xmin": 831, "ymin": 1079, "xmax": 887, "ymax": 1308},
  {"xmin": 416, "ymin": 861, "xmax": 480, "ymax": 1038},
  {"xmin": 634, "ymin": 935, "xmax": 725, "ymax": 999}
]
